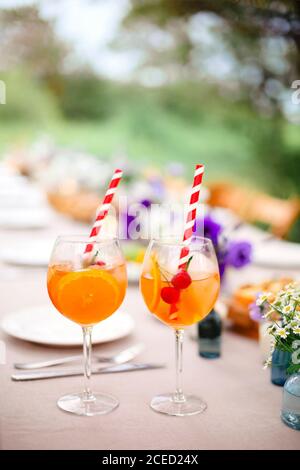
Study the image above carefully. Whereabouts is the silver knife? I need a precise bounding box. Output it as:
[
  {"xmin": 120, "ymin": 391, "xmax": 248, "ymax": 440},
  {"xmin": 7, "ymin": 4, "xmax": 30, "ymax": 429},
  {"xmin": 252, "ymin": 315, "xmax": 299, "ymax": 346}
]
[
  {"xmin": 14, "ymin": 343, "xmax": 144, "ymax": 370},
  {"xmin": 11, "ymin": 362, "xmax": 164, "ymax": 381}
]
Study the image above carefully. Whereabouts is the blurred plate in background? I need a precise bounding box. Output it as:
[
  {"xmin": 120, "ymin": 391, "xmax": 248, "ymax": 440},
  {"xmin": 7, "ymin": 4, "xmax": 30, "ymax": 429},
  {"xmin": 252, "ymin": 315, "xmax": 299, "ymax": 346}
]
[
  {"xmin": 0, "ymin": 188, "xmax": 47, "ymax": 208},
  {"xmin": 253, "ymin": 239, "xmax": 300, "ymax": 269},
  {"xmin": 1, "ymin": 305, "xmax": 135, "ymax": 346},
  {"xmin": 0, "ymin": 240, "xmax": 53, "ymax": 266},
  {"xmin": 0, "ymin": 208, "xmax": 51, "ymax": 229}
]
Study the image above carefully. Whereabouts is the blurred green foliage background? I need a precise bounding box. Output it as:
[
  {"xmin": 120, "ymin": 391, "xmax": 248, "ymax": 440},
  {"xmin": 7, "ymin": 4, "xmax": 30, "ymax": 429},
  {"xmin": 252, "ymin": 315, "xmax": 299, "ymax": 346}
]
[{"xmin": 0, "ymin": 1, "xmax": 300, "ymax": 198}]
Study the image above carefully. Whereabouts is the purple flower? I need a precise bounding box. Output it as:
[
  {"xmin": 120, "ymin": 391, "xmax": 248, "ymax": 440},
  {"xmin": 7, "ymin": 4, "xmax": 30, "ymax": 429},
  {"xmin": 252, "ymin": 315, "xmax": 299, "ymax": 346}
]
[
  {"xmin": 204, "ymin": 215, "xmax": 222, "ymax": 246},
  {"xmin": 217, "ymin": 258, "xmax": 226, "ymax": 279},
  {"xmin": 140, "ymin": 199, "xmax": 152, "ymax": 209},
  {"xmin": 249, "ymin": 293, "xmax": 264, "ymax": 322},
  {"xmin": 249, "ymin": 302, "xmax": 263, "ymax": 322},
  {"xmin": 194, "ymin": 215, "xmax": 222, "ymax": 246},
  {"xmin": 225, "ymin": 241, "xmax": 252, "ymax": 269}
]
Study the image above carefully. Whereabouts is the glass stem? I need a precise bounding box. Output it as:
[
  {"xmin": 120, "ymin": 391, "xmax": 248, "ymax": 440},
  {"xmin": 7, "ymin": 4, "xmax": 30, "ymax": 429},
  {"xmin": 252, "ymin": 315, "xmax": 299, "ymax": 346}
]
[
  {"xmin": 174, "ymin": 328, "xmax": 185, "ymax": 403},
  {"xmin": 82, "ymin": 326, "xmax": 94, "ymax": 401}
]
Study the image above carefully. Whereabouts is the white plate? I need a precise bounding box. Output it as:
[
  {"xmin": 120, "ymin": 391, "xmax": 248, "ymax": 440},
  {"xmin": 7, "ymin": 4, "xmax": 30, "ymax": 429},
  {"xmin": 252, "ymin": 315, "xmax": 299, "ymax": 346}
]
[
  {"xmin": 253, "ymin": 239, "xmax": 300, "ymax": 269},
  {"xmin": 0, "ymin": 208, "xmax": 50, "ymax": 229},
  {"xmin": 0, "ymin": 240, "xmax": 53, "ymax": 267},
  {"xmin": 1, "ymin": 305, "xmax": 135, "ymax": 347},
  {"xmin": 0, "ymin": 189, "xmax": 46, "ymax": 208}
]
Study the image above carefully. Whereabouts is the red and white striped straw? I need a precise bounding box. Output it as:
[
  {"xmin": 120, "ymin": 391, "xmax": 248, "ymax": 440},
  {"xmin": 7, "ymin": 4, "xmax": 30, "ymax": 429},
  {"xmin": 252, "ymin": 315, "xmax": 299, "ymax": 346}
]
[
  {"xmin": 84, "ymin": 168, "xmax": 123, "ymax": 254},
  {"xmin": 178, "ymin": 164, "xmax": 205, "ymax": 269}
]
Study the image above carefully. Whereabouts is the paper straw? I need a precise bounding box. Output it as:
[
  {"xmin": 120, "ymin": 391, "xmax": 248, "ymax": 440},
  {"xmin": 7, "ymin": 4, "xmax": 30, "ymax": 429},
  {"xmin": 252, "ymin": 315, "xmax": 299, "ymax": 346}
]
[
  {"xmin": 84, "ymin": 169, "xmax": 123, "ymax": 254},
  {"xmin": 178, "ymin": 164, "xmax": 204, "ymax": 269}
]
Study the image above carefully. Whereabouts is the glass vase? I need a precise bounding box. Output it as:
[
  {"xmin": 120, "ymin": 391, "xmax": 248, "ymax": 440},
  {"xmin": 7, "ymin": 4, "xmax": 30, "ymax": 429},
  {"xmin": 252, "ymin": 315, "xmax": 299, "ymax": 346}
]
[
  {"xmin": 271, "ymin": 348, "xmax": 291, "ymax": 386},
  {"xmin": 281, "ymin": 373, "xmax": 300, "ymax": 431}
]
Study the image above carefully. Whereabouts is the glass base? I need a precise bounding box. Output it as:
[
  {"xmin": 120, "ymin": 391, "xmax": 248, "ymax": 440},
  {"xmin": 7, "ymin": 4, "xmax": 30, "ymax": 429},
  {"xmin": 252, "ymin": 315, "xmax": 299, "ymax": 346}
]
[
  {"xmin": 281, "ymin": 411, "xmax": 300, "ymax": 430},
  {"xmin": 199, "ymin": 351, "xmax": 220, "ymax": 359},
  {"xmin": 57, "ymin": 392, "xmax": 119, "ymax": 416},
  {"xmin": 150, "ymin": 393, "xmax": 207, "ymax": 416}
]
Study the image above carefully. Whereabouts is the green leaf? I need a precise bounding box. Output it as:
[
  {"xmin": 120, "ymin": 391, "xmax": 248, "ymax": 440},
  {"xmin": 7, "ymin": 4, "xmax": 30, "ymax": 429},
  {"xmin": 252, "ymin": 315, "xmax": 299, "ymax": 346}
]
[
  {"xmin": 185, "ymin": 255, "xmax": 193, "ymax": 271},
  {"xmin": 287, "ymin": 363, "xmax": 300, "ymax": 375}
]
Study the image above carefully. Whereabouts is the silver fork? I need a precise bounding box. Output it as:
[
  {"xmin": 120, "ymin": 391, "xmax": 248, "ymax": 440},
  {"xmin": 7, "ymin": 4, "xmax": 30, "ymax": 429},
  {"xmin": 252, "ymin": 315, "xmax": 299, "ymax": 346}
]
[{"xmin": 14, "ymin": 343, "xmax": 144, "ymax": 370}]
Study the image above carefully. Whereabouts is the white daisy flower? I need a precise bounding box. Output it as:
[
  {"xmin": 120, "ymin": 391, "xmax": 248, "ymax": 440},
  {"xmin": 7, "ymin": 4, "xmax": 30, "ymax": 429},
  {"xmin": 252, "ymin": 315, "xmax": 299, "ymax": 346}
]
[
  {"xmin": 286, "ymin": 287, "xmax": 295, "ymax": 294},
  {"xmin": 257, "ymin": 292, "xmax": 272, "ymax": 306},
  {"xmin": 290, "ymin": 320, "xmax": 300, "ymax": 329},
  {"xmin": 292, "ymin": 326, "xmax": 300, "ymax": 335},
  {"xmin": 263, "ymin": 356, "xmax": 272, "ymax": 369},
  {"xmin": 257, "ymin": 295, "xmax": 267, "ymax": 306},
  {"xmin": 275, "ymin": 327, "xmax": 289, "ymax": 339},
  {"xmin": 282, "ymin": 304, "xmax": 293, "ymax": 314}
]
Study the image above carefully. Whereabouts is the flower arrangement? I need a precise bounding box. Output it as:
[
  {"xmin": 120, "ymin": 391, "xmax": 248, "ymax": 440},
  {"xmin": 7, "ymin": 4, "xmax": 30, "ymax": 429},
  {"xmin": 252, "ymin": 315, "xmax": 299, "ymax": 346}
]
[
  {"xmin": 195, "ymin": 214, "xmax": 252, "ymax": 279},
  {"xmin": 256, "ymin": 283, "xmax": 300, "ymax": 374}
]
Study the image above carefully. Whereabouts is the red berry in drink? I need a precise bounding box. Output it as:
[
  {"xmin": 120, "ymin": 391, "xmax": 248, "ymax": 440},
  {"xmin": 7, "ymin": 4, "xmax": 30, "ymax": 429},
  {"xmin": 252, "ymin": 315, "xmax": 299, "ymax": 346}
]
[
  {"xmin": 171, "ymin": 270, "xmax": 192, "ymax": 289},
  {"xmin": 161, "ymin": 286, "xmax": 180, "ymax": 304},
  {"xmin": 90, "ymin": 260, "xmax": 106, "ymax": 269},
  {"xmin": 96, "ymin": 260, "xmax": 106, "ymax": 266}
]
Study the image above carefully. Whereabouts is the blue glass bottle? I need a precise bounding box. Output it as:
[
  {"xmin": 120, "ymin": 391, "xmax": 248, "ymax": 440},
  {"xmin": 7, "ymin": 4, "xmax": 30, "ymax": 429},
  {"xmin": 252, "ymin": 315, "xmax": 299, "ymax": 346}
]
[
  {"xmin": 271, "ymin": 348, "xmax": 291, "ymax": 386},
  {"xmin": 281, "ymin": 373, "xmax": 300, "ymax": 430},
  {"xmin": 198, "ymin": 309, "xmax": 222, "ymax": 359}
]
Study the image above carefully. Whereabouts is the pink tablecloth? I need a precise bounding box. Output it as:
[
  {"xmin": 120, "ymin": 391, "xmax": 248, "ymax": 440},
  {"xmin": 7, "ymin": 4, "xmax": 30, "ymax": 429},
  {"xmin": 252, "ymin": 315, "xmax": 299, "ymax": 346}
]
[{"xmin": 0, "ymin": 216, "xmax": 299, "ymax": 450}]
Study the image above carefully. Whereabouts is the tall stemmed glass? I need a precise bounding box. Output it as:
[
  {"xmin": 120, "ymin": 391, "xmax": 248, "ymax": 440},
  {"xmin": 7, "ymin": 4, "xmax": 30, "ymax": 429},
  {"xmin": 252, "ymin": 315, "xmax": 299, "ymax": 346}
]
[
  {"xmin": 47, "ymin": 236, "xmax": 127, "ymax": 416},
  {"xmin": 140, "ymin": 236, "xmax": 220, "ymax": 416}
]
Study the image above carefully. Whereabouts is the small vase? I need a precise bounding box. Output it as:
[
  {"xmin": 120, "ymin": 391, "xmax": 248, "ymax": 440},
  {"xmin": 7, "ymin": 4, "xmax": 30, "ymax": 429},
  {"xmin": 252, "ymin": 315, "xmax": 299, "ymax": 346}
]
[
  {"xmin": 271, "ymin": 348, "xmax": 291, "ymax": 386},
  {"xmin": 281, "ymin": 373, "xmax": 300, "ymax": 430}
]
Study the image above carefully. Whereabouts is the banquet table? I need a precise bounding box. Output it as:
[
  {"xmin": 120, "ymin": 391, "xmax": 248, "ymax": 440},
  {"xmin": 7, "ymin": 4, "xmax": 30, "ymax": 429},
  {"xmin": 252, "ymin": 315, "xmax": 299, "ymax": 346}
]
[{"xmin": 0, "ymin": 215, "xmax": 300, "ymax": 451}]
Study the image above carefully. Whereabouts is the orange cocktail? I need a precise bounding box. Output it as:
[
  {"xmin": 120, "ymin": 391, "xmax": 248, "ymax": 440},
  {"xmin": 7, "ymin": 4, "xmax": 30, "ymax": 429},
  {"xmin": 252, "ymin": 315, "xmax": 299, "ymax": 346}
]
[
  {"xmin": 140, "ymin": 237, "xmax": 220, "ymax": 416},
  {"xmin": 48, "ymin": 263, "xmax": 127, "ymax": 326},
  {"xmin": 47, "ymin": 236, "xmax": 127, "ymax": 416},
  {"xmin": 141, "ymin": 270, "xmax": 219, "ymax": 329}
]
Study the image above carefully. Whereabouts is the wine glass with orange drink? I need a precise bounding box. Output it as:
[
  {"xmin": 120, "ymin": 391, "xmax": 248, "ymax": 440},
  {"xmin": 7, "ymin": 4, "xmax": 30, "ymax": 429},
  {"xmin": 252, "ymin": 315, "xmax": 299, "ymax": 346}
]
[
  {"xmin": 47, "ymin": 236, "xmax": 127, "ymax": 416},
  {"xmin": 140, "ymin": 163, "xmax": 220, "ymax": 416},
  {"xmin": 140, "ymin": 236, "xmax": 220, "ymax": 416}
]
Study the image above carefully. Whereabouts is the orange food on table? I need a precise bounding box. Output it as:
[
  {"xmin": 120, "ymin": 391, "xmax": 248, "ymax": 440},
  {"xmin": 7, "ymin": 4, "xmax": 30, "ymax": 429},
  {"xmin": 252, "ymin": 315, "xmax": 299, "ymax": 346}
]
[{"xmin": 228, "ymin": 277, "xmax": 293, "ymax": 338}]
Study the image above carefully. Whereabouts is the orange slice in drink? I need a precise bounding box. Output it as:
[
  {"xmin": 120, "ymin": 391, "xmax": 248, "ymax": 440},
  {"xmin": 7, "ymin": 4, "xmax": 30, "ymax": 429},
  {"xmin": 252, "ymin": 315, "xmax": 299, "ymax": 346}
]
[
  {"xmin": 47, "ymin": 263, "xmax": 72, "ymax": 307},
  {"xmin": 148, "ymin": 255, "xmax": 161, "ymax": 312},
  {"xmin": 57, "ymin": 268, "xmax": 120, "ymax": 325}
]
